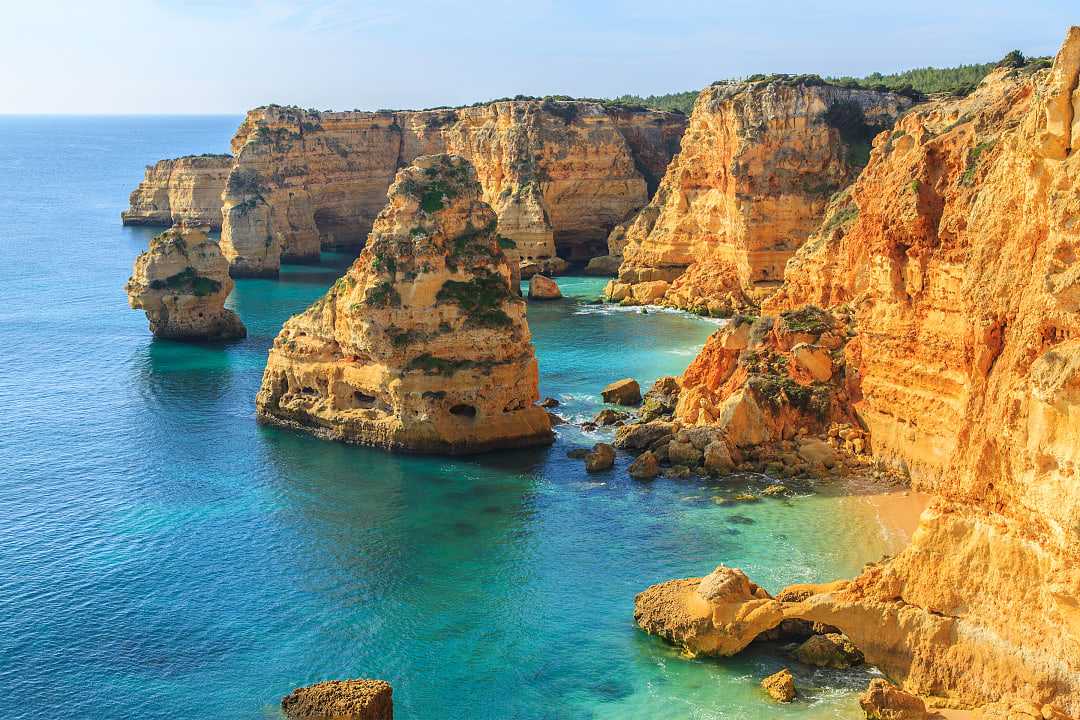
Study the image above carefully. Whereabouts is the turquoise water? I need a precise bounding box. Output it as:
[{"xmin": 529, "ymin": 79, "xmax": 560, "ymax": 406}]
[{"xmin": 0, "ymin": 117, "xmax": 895, "ymax": 719}]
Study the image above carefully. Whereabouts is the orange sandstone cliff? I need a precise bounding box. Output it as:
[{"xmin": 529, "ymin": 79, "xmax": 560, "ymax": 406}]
[
  {"xmin": 605, "ymin": 79, "xmax": 911, "ymax": 312},
  {"xmin": 255, "ymin": 154, "xmax": 552, "ymax": 453},
  {"xmin": 122, "ymin": 154, "xmax": 232, "ymax": 229},
  {"xmin": 216, "ymin": 101, "xmax": 685, "ymax": 276},
  {"xmin": 640, "ymin": 29, "xmax": 1080, "ymax": 716}
]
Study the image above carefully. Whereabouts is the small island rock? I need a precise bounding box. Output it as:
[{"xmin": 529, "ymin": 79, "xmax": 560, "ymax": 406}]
[
  {"xmin": 585, "ymin": 442, "xmax": 616, "ymax": 472},
  {"xmin": 125, "ymin": 225, "xmax": 246, "ymax": 340},
  {"xmin": 761, "ymin": 668, "xmax": 796, "ymax": 702},
  {"xmin": 281, "ymin": 679, "xmax": 392, "ymax": 720},
  {"xmin": 527, "ymin": 274, "xmax": 562, "ymax": 299}
]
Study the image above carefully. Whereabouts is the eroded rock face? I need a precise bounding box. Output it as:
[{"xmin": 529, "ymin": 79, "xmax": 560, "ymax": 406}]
[
  {"xmin": 606, "ymin": 80, "xmax": 911, "ymax": 312},
  {"xmin": 217, "ymin": 102, "xmax": 686, "ymax": 276},
  {"xmin": 281, "ymin": 679, "xmax": 392, "ymax": 720},
  {"xmin": 255, "ymin": 154, "xmax": 552, "ymax": 454},
  {"xmin": 125, "ymin": 225, "xmax": 245, "ymax": 340},
  {"xmin": 679, "ymin": 28, "xmax": 1080, "ymax": 714},
  {"xmin": 122, "ymin": 155, "xmax": 232, "ymax": 229},
  {"xmin": 858, "ymin": 679, "xmax": 927, "ymax": 720}
]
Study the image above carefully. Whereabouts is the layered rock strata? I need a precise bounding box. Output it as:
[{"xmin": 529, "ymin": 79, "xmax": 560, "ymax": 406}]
[
  {"xmin": 122, "ymin": 155, "xmax": 232, "ymax": 229},
  {"xmin": 125, "ymin": 225, "xmax": 245, "ymax": 340},
  {"xmin": 606, "ymin": 79, "xmax": 912, "ymax": 312},
  {"xmin": 214, "ymin": 101, "xmax": 685, "ymax": 276},
  {"xmin": 641, "ymin": 27, "xmax": 1080, "ymax": 716},
  {"xmin": 255, "ymin": 154, "xmax": 553, "ymax": 453}
]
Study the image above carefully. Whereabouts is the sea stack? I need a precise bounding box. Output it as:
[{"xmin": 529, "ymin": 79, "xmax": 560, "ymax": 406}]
[
  {"xmin": 125, "ymin": 225, "xmax": 246, "ymax": 340},
  {"xmin": 122, "ymin": 154, "xmax": 232, "ymax": 229},
  {"xmin": 255, "ymin": 154, "xmax": 553, "ymax": 453},
  {"xmin": 281, "ymin": 679, "xmax": 393, "ymax": 720}
]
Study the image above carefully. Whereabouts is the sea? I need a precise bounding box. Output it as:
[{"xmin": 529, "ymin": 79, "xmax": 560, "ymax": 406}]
[{"xmin": 0, "ymin": 115, "xmax": 899, "ymax": 719}]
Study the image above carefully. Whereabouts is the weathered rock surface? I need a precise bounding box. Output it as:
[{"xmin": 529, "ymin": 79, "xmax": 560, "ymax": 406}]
[
  {"xmin": 650, "ymin": 28, "xmax": 1080, "ymax": 715},
  {"xmin": 125, "ymin": 225, "xmax": 245, "ymax": 340},
  {"xmin": 792, "ymin": 632, "xmax": 863, "ymax": 668},
  {"xmin": 281, "ymin": 679, "xmax": 392, "ymax": 720},
  {"xmin": 584, "ymin": 442, "xmax": 616, "ymax": 472},
  {"xmin": 255, "ymin": 154, "xmax": 552, "ymax": 453},
  {"xmin": 628, "ymin": 450, "xmax": 660, "ymax": 479},
  {"xmin": 634, "ymin": 565, "xmax": 785, "ymax": 656},
  {"xmin": 527, "ymin": 274, "xmax": 562, "ymax": 300},
  {"xmin": 761, "ymin": 668, "xmax": 796, "ymax": 703},
  {"xmin": 858, "ymin": 679, "xmax": 927, "ymax": 720},
  {"xmin": 760, "ymin": 31, "xmax": 1080, "ymax": 714},
  {"xmin": 606, "ymin": 79, "xmax": 911, "ymax": 312},
  {"xmin": 122, "ymin": 155, "xmax": 232, "ymax": 229},
  {"xmin": 601, "ymin": 378, "xmax": 642, "ymax": 405},
  {"xmin": 213, "ymin": 101, "xmax": 685, "ymax": 276}
]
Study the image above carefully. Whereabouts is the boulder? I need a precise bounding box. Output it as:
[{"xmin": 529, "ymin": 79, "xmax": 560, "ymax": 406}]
[
  {"xmin": 540, "ymin": 397, "xmax": 560, "ymax": 408},
  {"xmin": 628, "ymin": 450, "xmax": 660, "ymax": 480},
  {"xmin": 796, "ymin": 437, "xmax": 837, "ymax": 468},
  {"xmin": 791, "ymin": 343, "xmax": 833, "ymax": 382},
  {"xmin": 614, "ymin": 420, "xmax": 677, "ymax": 449},
  {"xmin": 528, "ymin": 274, "xmax": 562, "ymax": 300},
  {"xmin": 601, "ymin": 378, "xmax": 642, "ymax": 406},
  {"xmin": 793, "ymin": 632, "xmax": 864, "ymax": 669},
  {"xmin": 585, "ymin": 443, "xmax": 616, "ymax": 472},
  {"xmin": 703, "ymin": 440, "xmax": 735, "ymax": 474},
  {"xmin": 281, "ymin": 679, "xmax": 393, "ymax": 720},
  {"xmin": 668, "ymin": 439, "xmax": 703, "ymax": 466},
  {"xmin": 594, "ymin": 408, "xmax": 628, "ymax": 426},
  {"xmin": 640, "ymin": 376, "xmax": 681, "ymax": 420},
  {"xmin": 858, "ymin": 679, "xmax": 927, "ymax": 720},
  {"xmin": 125, "ymin": 225, "xmax": 246, "ymax": 341},
  {"xmin": 761, "ymin": 668, "xmax": 796, "ymax": 703}
]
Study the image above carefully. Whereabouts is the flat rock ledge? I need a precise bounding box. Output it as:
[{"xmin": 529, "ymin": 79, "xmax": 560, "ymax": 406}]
[{"xmin": 281, "ymin": 679, "xmax": 393, "ymax": 720}]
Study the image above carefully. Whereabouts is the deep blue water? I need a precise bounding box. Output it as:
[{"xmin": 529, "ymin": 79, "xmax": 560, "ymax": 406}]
[{"xmin": 0, "ymin": 117, "xmax": 895, "ymax": 719}]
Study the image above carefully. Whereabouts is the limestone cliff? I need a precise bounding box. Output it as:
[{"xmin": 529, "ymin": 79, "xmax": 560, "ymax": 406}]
[
  {"xmin": 255, "ymin": 154, "xmax": 553, "ymax": 453},
  {"xmin": 606, "ymin": 80, "xmax": 912, "ymax": 311},
  {"xmin": 122, "ymin": 155, "xmax": 232, "ymax": 229},
  {"xmin": 646, "ymin": 29, "xmax": 1080, "ymax": 715},
  {"xmin": 125, "ymin": 225, "xmax": 245, "ymax": 340},
  {"xmin": 217, "ymin": 101, "xmax": 685, "ymax": 276}
]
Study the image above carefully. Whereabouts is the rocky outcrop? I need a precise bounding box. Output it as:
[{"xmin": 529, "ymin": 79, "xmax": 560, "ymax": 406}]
[
  {"xmin": 255, "ymin": 154, "xmax": 552, "ymax": 453},
  {"xmin": 216, "ymin": 101, "xmax": 685, "ymax": 276},
  {"xmin": 645, "ymin": 28, "xmax": 1080, "ymax": 715},
  {"xmin": 606, "ymin": 79, "xmax": 912, "ymax": 311},
  {"xmin": 761, "ymin": 668, "xmax": 796, "ymax": 703},
  {"xmin": 122, "ymin": 155, "xmax": 232, "ymax": 229},
  {"xmin": 527, "ymin": 274, "xmax": 561, "ymax": 299},
  {"xmin": 125, "ymin": 225, "xmax": 245, "ymax": 340},
  {"xmin": 281, "ymin": 679, "xmax": 392, "ymax": 720},
  {"xmin": 859, "ymin": 679, "xmax": 928, "ymax": 720}
]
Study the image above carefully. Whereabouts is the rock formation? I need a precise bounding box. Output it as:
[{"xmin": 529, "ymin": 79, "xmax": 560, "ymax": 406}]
[
  {"xmin": 859, "ymin": 679, "xmax": 928, "ymax": 720},
  {"xmin": 255, "ymin": 154, "xmax": 553, "ymax": 453},
  {"xmin": 527, "ymin": 274, "xmax": 561, "ymax": 300},
  {"xmin": 122, "ymin": 155, "xmax": 232, "ymax": 229},
  {"xmin": 638, "ymin": 27, "xmax": 1080, "ymax": 716},
  {"xmin": 281, "ymin": 679, "xmax": 393, "ymax": 720},
  {"xmin": 605, "ymin": 79, "xmax": 912, "ymax": 311},
  {"xmin": 210, "ymin": 101, "xmax": 685, "ymax": 276},
  {"xmin": 761, "ymin": 668, "xmax": 796, "ymax": 703},
  {"xmin": 125, "ymin": 225, "xmax": 246, "ymax": 340}
]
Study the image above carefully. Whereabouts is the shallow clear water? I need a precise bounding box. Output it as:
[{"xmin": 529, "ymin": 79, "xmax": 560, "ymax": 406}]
[{"xmin": 0, "ymin": 117, "xmax": 895, "ymax": 719}]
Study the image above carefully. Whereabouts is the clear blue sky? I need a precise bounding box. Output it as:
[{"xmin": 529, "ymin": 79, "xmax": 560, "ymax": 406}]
[{"xmin": 1, "ymin": 0, "xmax": 1075, "ymax": 113}]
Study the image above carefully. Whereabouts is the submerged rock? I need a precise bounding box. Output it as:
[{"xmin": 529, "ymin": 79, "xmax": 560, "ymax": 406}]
[
  {"xmin": 125, "ymin": 225, "xmax": 245, "ymax": 341},
  {"xmin": 281, "ymin": 679, "xmax": 392, "ymax": 720},
  {"xmin": 255, "ymin": 154, "xmax": 552, "ymax": 454}
]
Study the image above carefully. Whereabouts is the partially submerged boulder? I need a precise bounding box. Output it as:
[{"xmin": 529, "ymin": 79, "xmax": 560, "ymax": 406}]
[
  {"xmin": 762, "ymin": 668, "xmax": 796, "ymax": 703},
  {"xmin": 633, "ymin": 565, "xmax": 784, "ymax": 656},
  {"xmin": 125, "ymin": 225, "xmax": 246, "ymax": 340},
  {"xmin": 255, "ymin": 154, "xmax": 552, "ymax": 453},
  {"xmin": 628, "ymin": 450, "xmax": 660, "ymax": 479},
  {"xmin": 584, "ymin": 443, "xmax": 616, "ymax": 472},
  {"xmin": 601, "ymin": 378, "xmax": 642, "ymax": 406},
  {"xmin": 793, "ymin": 632, "xmax": 864, "ymax": 669},
  {"xmin": 281, "ymin": 679, "xmax": 392, "ymax": 720},
  {"xmin": 527, "ymin": 274, "xmax": 562, "ymax": 299}
]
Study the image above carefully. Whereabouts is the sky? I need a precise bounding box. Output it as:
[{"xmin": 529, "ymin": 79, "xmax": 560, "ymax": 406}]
[{"xmin": 0, "ymin": 0, "xmax": 1075, "ymax": 114}]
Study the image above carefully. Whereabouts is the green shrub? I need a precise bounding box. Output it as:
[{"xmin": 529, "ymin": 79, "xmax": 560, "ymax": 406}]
[
  {"xmin": 961, "ymin": 140, "xmax": 996, "ymax": 186},
  {"xmin": 436, "ymin": 271, "xmax": 513, "ymax": 327}
]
